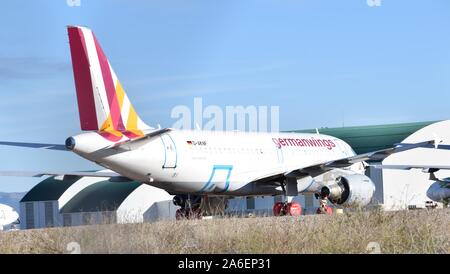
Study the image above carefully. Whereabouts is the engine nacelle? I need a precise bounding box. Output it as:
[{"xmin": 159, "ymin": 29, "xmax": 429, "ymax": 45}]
[
  {"xmin": 426, "ymin": 181, "xmax": 450, "ymax": 202},
  {"xmin": 320, "ymin": 174, "xmax": 375, "ymax": 207}
]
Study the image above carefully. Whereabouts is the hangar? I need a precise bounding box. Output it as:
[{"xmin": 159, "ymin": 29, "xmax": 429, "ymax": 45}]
[
  {"xmin": 19, "ymin": 175, "xmax": 176, "ymax": 229},
  {"xmin": 17, "ymin": 120, "xmax": 449, "ymax": 229}
]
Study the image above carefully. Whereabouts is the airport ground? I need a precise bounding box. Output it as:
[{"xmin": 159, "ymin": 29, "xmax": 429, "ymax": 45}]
[{"xmin": 0, "ymin": 208, "xmax": 448, "ymax": 254}]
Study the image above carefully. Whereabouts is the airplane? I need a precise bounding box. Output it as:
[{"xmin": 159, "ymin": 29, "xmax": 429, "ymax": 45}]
[
  {"xmin": 1, "ymin": 25, "xmax": 449, "ymax": 218},
  {"xmin": 372, "ymin": 165, "xmax": 450, "ymax": 207},
  {"xmin": 0, "ymin": 204, "xmax": 19, "ymax": 231}
]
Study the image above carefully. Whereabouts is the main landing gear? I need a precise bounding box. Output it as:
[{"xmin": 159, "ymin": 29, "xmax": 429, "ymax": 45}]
[
  {"xmin": 273, "ymin": 201, "xmax": 302, "ymax": 216},
  {"xmin": 173, "ymin": 194, "xmax": 202, "ymax": 220},
  {"xmin": 272, "ymin": 180, "xmax": 302, "ymax": 216}
]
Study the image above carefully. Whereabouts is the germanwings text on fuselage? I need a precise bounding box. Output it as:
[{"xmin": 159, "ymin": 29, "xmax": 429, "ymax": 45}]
[{"xmin": 272, "ymin": 137, "xmax": 336, "ymax": 150}]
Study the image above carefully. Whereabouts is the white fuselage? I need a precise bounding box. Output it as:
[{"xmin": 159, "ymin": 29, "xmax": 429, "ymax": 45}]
[{"xmin": 71, "ymin": 130, "xmax": 357, "ymax": 196}]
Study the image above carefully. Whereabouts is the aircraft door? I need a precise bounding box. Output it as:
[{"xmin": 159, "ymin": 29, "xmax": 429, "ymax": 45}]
[
  {"xmin": 276, "ymin": 146, "xmax": 284, "ymax": 164},
  {"xmin": 160, "ymin": 133, "xmax": 177, "ymax": 168},
  {"xmin": 334, "ymin": 139, "xmax": 350, "ymax": 157}
]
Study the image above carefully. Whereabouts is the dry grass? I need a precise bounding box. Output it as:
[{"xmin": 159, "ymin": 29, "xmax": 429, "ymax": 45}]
[{"xmin": 0, "ymin": 208, "xmax": 449, "ymax": 254}]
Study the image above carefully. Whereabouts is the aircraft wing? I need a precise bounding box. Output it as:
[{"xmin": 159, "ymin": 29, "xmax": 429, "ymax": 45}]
[
  {"xmin": 0, "ymin": 141, "xmax": 67, "ymax": 151},
  {"xmin": 370, "ymin": 164, "xmax": 450, "ymax": 171},
  {"xmin": 0, "ymin": 129, "xmax": 172, "ymax": 180},
  {"xmin": 0, "ymin": 170, "xmax": 121, "ymax": 178},
  {"xmin": 253, "ymin": 140, "xmax": 450, "ymax": 184}
]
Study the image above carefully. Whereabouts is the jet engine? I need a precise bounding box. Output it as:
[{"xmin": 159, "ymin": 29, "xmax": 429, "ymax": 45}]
[
  {"xmin": 426, "ymin": 180, "xmax": 450, "ymax": 203},
  {"xmin": 319, "ymin": 174, "xmax": 375, "ymax": 206}
]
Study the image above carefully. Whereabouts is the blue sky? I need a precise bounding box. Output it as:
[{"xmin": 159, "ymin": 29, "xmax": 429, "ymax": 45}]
[{"xmin": 0, "ymin": 0, "xmax": 449, "ymax": 192}]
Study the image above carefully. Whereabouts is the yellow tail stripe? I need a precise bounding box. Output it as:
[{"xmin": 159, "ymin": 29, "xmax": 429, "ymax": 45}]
[
  {"xmin": 127, "ymin": 105, "xmax": 139, "ymax": 130},
  {"xmin": 115, "ymin": 80, "xmax": 126, "ymax": 109},
  {"xmin": 100, "ymin": 115, "xmax": 114, "ymax": 131}
]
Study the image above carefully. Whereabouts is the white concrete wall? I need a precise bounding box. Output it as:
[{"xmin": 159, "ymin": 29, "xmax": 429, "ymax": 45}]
[
  {"xmin": 144, "ymin": 201, "xmax": 179, "ymax": 222},
  {"xmin": 226, "ymin": 194, "xmax": 320, "ymax": 215},
  {"xmin": 367, "ymin": 166, "xmax": 384, "ymax": 204},
  {"xmin": 227, "ymin": 197, "xmax": 247, "ymax": 212},
  {"xmin": 68, "ymin": 212, "xmax": 82, "ymax": 226},
  {"xmin": 117, "ymin": 184, "xmax": 174, "ymax": 224},
  {"xmin": 64, "ymin": 211, "xmax": 115, "ymax": 227}
]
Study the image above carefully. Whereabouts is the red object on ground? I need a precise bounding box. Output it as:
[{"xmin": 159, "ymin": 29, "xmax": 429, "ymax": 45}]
[
  {"xmin": 286, "ymin": 202, "xmax": 302, "ymax": 216},
  {"xmin": 316, "ymin": 205, "xmax": 333, "ymax": 215},
  {"xmin": 273, "ymin": 202, "xmax": 284, "ymax": 216}
]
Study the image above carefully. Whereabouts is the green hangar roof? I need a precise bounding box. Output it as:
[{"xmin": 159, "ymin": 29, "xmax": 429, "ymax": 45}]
[
  {"xmin": 60, "ymin": 180, "xmax": 142, "ymax": 213},
  {"xmin": 288, "ymin": 121, "xmax": 438, "ymax": 154},
  {"xmin": 21, "ymin": 175, "xmax": 81, "ymax": 202}
]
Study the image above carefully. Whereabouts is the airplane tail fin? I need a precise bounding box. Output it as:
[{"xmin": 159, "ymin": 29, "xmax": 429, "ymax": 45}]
[{"xmin": 67, "ymin": 26, "xmax": 151, "ymax": 140}]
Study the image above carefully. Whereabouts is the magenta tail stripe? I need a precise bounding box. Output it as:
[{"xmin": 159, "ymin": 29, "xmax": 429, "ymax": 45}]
[
  {"xmin": 68, "ymin": 27, "xmax": 98, "ymax": 130},
  {"xmin": 98, "ymin": 131, "xmax": 123, "ymax": 142},
  {"xmin": 92, "ymin": 34, "xmax": 125, "ymax": 131},
  {"xmin": 123, "ymin": 131, "xmax": 140, "ymax": 139}
]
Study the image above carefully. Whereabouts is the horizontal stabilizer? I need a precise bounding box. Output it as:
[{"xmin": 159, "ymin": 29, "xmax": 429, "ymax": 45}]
[
  {"xmin": 0, "ymin": 170, "xmax": 121, "ymax": 178},
  {"xmin": 0, "ymin": 141, "xmax": 67, "ymax": 151},
  {"xmin": 105, "ymin": 128, "xmax": 172, "ymax": 149}
]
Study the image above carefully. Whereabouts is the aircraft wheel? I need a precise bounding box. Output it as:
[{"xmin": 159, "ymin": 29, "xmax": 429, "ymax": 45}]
[{"xmin": 273, "ymin": 202, "xmax": 285, "ymax": 216}]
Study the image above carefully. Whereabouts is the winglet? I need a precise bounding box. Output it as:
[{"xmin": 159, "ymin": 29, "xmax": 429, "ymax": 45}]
[{"xmin": 433, "ymin": 133, "xmax": 442, "ymax": 149}]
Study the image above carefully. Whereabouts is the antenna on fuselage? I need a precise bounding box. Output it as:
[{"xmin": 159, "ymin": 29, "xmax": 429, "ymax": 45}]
[
  {"xmin": 315, "ymin": 128, "xmax": 320, "ymax": 135},
  {"xmin": 195, "ymin": 123, "xmax": 201, "ymax": 130}
]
